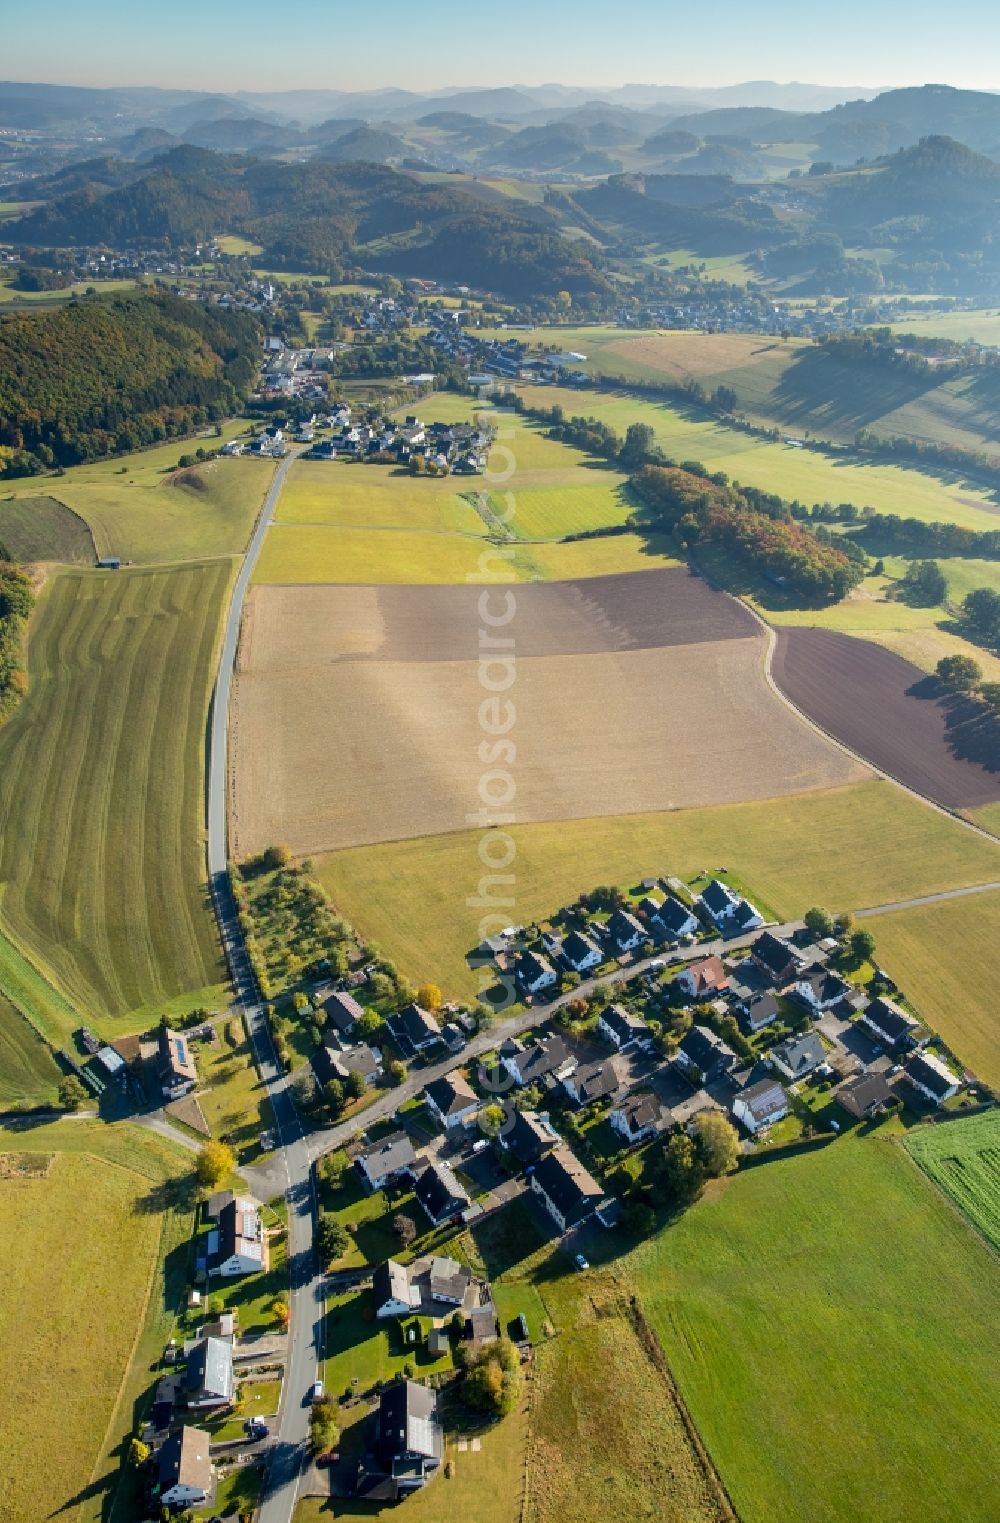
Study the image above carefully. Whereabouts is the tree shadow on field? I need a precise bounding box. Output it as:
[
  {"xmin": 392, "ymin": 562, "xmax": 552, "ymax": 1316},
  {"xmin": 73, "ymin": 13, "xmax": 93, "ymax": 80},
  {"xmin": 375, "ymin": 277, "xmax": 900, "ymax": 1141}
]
[{"xmin": 906, "ymin": 675, "xmax": 1000, "ymax": 775}]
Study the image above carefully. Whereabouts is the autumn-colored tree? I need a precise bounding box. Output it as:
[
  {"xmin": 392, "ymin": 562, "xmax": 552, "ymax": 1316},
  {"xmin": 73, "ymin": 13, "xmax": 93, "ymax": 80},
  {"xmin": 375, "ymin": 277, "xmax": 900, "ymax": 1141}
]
[{"xmin": 195, "ymin": 1140, "xmax": 235, "ymax": 1188}]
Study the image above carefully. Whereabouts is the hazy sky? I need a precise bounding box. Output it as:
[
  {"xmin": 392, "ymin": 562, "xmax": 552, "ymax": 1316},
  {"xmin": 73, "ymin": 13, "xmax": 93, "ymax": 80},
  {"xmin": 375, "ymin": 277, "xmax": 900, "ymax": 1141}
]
[{"xmin": 6, "ymin": 0, "xmax": 1000, "ymax": 93}]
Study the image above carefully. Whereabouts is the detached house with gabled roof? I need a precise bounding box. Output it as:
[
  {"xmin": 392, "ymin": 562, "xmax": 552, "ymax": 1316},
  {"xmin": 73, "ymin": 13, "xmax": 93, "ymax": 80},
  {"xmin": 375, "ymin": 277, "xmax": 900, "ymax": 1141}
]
[
  {"xmin": 792, "ymin": 966, "xmax": 852, "ymax": 1015},
  {"xmin": 321, "ymin": 988, "xmax": 365, "ymax": 1037},
  {"xmin": 561, "ymin": 1058, "xmax": 619, "ymax": 1108},
  {"xmin": 156, "ymin": 1426, "xmax": 213, "ymax": 1510},
  {"xmin": 501, "ymin": 1033, "xmax": 575, "ymax": 1089},
  {"xmin": 904, "ymin": 1051, "xmax": 960, "ymax": 1106},
  {"xmin": 516, "ymin": 949, "xmax": 558, "ymax": 995},
  {"xmin": 732, "ymin": 1078, "xmax": 789, "ymax": 1134},
  {"xmin": 413, "ymin": 1161, "xmax": 471, "ymax": 1226},
  {"xmin": 677, "ymin": 955, "xmax": 728, "ymax": 1001},
  {"xmin": 860, "ymin": 997, "xmax": 919, "ymax": 1051},
  {"xmin": 502, "ymin": 1108, "xmax": 560, "ymax": 1164},
  {"xmin": 752, "ymin": 932, "xmax": 801, "ymax": 987},
  {"xmin": 210, "ymin": 1196, "xmax": 266, "ymax": 1277},
  {"xmin": 356, "ymin": 1131, "xmax": 418, "ymax": 1193},
  {"xmin": 185, "ymin": 1336, "xmax": 234, "ymax": 1409},
  {"xmin": 597, "ymin": 1002, "xmax": 651, "ymax": 1052},
  {"xmin": 698, "ymin": 878, "xmax": 740, "ymax": 925},
  {"xmin": 607, "ymin": 907, "xmax": 645, "ymax": 952},
  {"xmin": 424, "ymin": 1072, "xmax": 479, "ymax": 1131},
  {"xmin": 675, "ymin": 1023, "xmax": 736, "ymax": 1083},
  {"xmin": 389, "ymin": 1002, "xmax": 441, "ymax": 1053},
  {"xmin": 653, "ymin": 896, "xmax": 699, "ymax": 941},
  {"xmin": 769, "ymin": 1031, "xmax": 825, "ymax": 1082},
  {"xmin": 530, "ymin": 1144, "xmax": 605, "ymax": 1233},
  {"xmin": 561, "ymin": 929, "xmax": 602, "ymax": 974},
  {"xmin": 158, "ymin": 1026, "xmax": 198, "ymax": 1100},
  {"xmin": 610, "ymin": 1091, "xmax": 663, "ymax": 1145},
  {"xmin": 355, "ymin": 1380, "xmax": 443, "ymax": 1503}
]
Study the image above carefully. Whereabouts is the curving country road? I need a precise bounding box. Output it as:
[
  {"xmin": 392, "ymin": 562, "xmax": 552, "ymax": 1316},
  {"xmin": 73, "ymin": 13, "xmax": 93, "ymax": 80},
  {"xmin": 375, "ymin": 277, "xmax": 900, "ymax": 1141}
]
[{"xmin": 207, "ymin": 448, "xmax": 323, "ymax": 1523}]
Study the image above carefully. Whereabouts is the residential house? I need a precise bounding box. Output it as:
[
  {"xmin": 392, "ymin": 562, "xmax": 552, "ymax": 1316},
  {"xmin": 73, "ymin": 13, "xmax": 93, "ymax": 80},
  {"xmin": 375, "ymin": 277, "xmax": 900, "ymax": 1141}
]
[
  {"xmin": 597, "ymin": 1002, "xmax": 651, "ymax": 1052},
  {"xmin": 610, "ymin": 1092, "xmax": 663, "ymax": 1145},
  {"xmin": 424, "ymin": 1072, "xmax": 479, "ymax": 1131},
  {"xmin": 502, "ymin": 1108, "xmax": 560, "ymax": 1165},
  {"xmin": 737, "ymin": 990, "xmax": 781, "ymax": 1035},
  {"xmin": 372, "ymin": 1260, "xmax": 422, "ymax": 1318},
  {"xmin": 315, "ymin": 1040, "xmax": 382, "ymax": 1088},
  {"xmin": 157, "ymin": 1026, "xmax": 197, "ymax": 1100},
  {"xmin": 752, "ymin": 932, "xmax": 801, "ymax": 987},
  {"xmin": 792, "ymin": 967, "xmax": 852, "ymax": 1015},
  {"xmin": 606, "ymin": 907, "xmax": 645, "ymax": 952},
  {"xmin": 501, "ymin": 1034, "xmax": 575, "ymax": 1089},
  {"xmin": 390, "ymin": 1002, "xmax": 441, "ymax": 1053},
  {"xmin": 355, "ymin": 1381, "xmax": 443, "ymax": 1503},
  {"xmin": 904, "ymin": 1052, "xmax": 961, "ymax": 1106},
  {"xmin": 676, "ymin": 956, "xmax": 728, "ymax": 1001},
  {"xmin": 653, "ymin": 896, "xmax": 699, "ymax": 941},
  {"xmin": 185, "ymin": 1337, "xmax": 234, "ymax": 1409},
  {"xmin": 157, "ymin": 1426, "xmax": 213, "ymax": 1510},
  {"xmin": 530, "ymin": 1144, "xmax": 605, "ymax": 1233},
  {"xmin": 561, "ymin": 929, "xmax": 602, "ymax": 973},
  {"xmin": 731, "ymin": 1078, "xmax": 789, "ymax": 1134},
  {"xmin": 561, "ymin": 1058, "xmax": 619, "ymax": 1108},
  {"xmin": 698, "ymin": 878, "xmax": 739, "ymax": 925},
  {"xmin": 321, "ymin": 989, "xmax": 365, "ymax": 1037},
  {"xmin": 356, "ymin": 1131, "xmax": 418, "ymax": 1193},
  {"xmin": 372, "ymin": 1256, "xmax": 478, "ymax": 1319},
  {"xmin": 728, "ymin": 898, "xmax": 766, "ymax": 934},
  {"xmin": 211, "ymin": 1196, "xmax": 266, "ymax": 1277},
  {"xmin": 413, "ymin": 1161, "xmax": 471, "ymax": 1226},
  {"xmin": 860, "ymin": 997, "xmax": 918, "ymax": 1051},
  {"xmin": 836, "ymin": 1071, "xmax": 895, "ymax": 1120},
  {"xmin": 516, "ymin": 949, "xmax": 558, "ymax": 995},
  {"xmin": 769, "ymin": 1031, "xmax": 825, "ymax": 1082},
  {"xmin": 675, "ymin": 1024, "xmax": 736, "ymax": 1084}
]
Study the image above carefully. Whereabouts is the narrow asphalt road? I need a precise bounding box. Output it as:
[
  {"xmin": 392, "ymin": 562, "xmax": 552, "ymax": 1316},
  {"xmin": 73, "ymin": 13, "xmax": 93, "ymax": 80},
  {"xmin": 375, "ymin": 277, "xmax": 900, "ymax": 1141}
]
[{"xmin": 206, "ymin": 449, "xmax": 322, "ymax": 1523}]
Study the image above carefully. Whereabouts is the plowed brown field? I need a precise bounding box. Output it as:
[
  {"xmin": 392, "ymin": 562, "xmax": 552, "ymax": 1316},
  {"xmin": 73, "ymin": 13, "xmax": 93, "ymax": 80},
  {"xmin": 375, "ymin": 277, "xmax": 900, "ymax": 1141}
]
[
  {"xmin": 231, "ymin": 568, "xmax": 866, "ymax": 857},
  {"xmin": 771, "ymin": 627, "xmax": 1000, "ymax": 810}
]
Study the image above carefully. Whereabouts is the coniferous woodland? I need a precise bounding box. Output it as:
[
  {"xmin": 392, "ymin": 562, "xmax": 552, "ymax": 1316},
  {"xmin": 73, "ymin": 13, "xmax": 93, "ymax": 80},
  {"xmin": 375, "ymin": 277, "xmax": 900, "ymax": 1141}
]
[{"xmin": 0, "ymin": 294, "xmax": 261, "ymax": 477}]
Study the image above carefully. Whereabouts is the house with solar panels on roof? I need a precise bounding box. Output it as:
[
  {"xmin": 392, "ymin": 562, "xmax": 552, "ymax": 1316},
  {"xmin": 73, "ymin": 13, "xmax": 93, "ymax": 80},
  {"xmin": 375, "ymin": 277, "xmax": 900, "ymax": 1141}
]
[
  {"xmin": 355, "ymin": 1380, "xmax": 444, "ymax": 1502},
  {"xmin": 157, "ymin": 1027, "xmax": 198, "ymax": 1100}
]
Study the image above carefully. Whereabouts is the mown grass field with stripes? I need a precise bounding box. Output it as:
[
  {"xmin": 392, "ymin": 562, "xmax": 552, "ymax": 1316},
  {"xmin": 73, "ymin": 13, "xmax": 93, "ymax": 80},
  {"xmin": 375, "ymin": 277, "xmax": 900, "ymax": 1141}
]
[
  {"xmin": 0, "ymin": 563, "xmax": 229, "ymax": 1026},
  {"xmin": 905, "ymin": 1111, "xmax": 1000, "ymax": 1250}
]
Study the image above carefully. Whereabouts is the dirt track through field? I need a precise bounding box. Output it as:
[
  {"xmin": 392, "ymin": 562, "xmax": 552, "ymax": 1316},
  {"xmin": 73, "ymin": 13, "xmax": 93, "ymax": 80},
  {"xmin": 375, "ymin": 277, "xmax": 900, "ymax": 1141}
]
[
  {"xmin": 771, "ymin": 628, "xmax": 1000, "ymax": 811},
  {"xmin": 231, "ymin": 570, "xmax": 866, "ymax": 856}
]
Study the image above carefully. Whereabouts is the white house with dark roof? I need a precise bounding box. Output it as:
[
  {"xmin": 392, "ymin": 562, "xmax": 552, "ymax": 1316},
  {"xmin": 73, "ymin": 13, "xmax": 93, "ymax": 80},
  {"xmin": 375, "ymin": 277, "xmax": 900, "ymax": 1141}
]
[
  {"xmin": 653, "ymin": 897, "xmax": 699, "ymax": 941},
  {"xmin": 860, "ymin": 997, "xmax": 918, "ymax": 1050},
  {"xmin": 356, "ymin": 1131, "xmax": 419, "ymax": 1192},
  {"xmin": 698, "ymin": 878, "xmax": 740, "ymax": 926},
  {"xmin": 210, "ymin": 1196, "xmax": 266, "ymax": 1277},
  {"xmin": 561, "ymin": 929, "xmax": 602, "ymax": 973},
  {"xmin": 389, "ymin": 1002, "xmax": 441, "ymax": 1053},
  {"xmin": 597, "ymin": 1002, "xmax": 651, "ymax": 1052},
  {"xmin": 185, "ymin": 1336, "xmax": 234, "ymax": 1409},
  {"xmin": 606, "ymin": 908, "xmax": 645, "ymax": 952},
  {"xmin": 501, "ymin": 1034, "xmax": 575, "ymax": 1089},
  {"xmin": 516, "ymin": 949, "xmax": 558, "ymax": 995},
  {"xmin": 530, "ymin": 1144, "xmax": 604, "ymax": 1233},
  {"xmin": 792, "ymin": 967, "xmax": 852, "ymax": 1015},
  {"xmin": 413, "ymin": 1161, "xmax": 471, "ymax": 1226},
  {"xmin": 737, "ymin": 990, "xmax": 781, "ymax": 1034},
  {"xmin": 157, "ymin": 1426, "xmax": 213, "ymax": 1509},
  {"xmin": 732, "ymin": 1078, "xmax": 789, "ymax": 1134},
  {"xmin": 424, "ymin": 1072, "xmax": 479, "ymax": 1131},
  {"xmin": 675, "ymin": 1024, "xmax": 736, "ymax": 1083},
  {"xmin": 321, "ymin": 988, "xmax": 365, "ymax": 1036},
  {"xmin": 561, "ymin": 1058, "xmax": 619, "ymax": 1108},
  {"xmin": 769, "ymin": 1031, "xmax": 825, "ymax": 1082},
  {"xmin": 610, "ymin": 1092, "xmax": 663, "ymax": 1145},
  {"xmin": 904, "ymin": 1051, "xmax": 960, "ymax": 1106}
]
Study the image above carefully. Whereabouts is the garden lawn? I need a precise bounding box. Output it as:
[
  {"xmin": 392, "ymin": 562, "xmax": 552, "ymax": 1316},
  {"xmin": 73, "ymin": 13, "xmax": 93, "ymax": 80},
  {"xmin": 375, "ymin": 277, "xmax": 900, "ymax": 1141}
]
[
  {"xmin": 631, "ymin": 1132, "xmax": 1000, "ymax": 1523},
  {"xmin": 865, "ymin": 890, "xmax": 1000, "ymax": 1088},
  {"xmin": 0, "ymin": 563, "xmax": 230, "ymax": 1026},
  {"xmin": 904, "ymin": 1109, "xmax": 1000, "ymax": 1250},
  {"xmin": 0, "ymin": 1119, "xmax": 194, "ymax": 1523},
  {"xmin": 0, "ymin": 426, "xmax": 269, "ymax": 563},
  {"xmin": 316, "ymin": 780, "xmax": 1000, "ymax": 999},
  {"xmin": 0, "ymin": 991, "xmax": 60, "ymax": 1105},
  {"xmin": 196, "ymin": 1016, "xmax": 276, "ymax": 1169}
]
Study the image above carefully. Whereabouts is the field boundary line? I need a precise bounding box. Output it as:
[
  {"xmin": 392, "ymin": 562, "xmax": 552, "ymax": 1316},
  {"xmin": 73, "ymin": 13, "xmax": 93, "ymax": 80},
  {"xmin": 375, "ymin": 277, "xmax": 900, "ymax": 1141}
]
[
  {"xmin": 46, "ymin": 492, "xmax": 100, "ymax": 561},
  {"xmin": 899, "ymin": 1131, "xmax": 1000, "ymax": 1263}
]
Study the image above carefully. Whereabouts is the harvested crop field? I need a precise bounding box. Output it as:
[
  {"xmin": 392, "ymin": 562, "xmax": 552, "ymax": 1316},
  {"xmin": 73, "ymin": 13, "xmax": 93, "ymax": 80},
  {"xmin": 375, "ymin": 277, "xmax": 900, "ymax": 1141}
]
[
  {"xmin": 771, "ymin": 627, "xmax": 1000, "ymax": 810},
  {"xmin": 0, "ymin": 493, "xmax": 95, "ymax": 564},
  {"xmin": 231, "ymin": 567, "xmax": 865, "ymax": 856},
  {"xmin": 904, "ymin": 1110, "xmax": 1000, "ymax": 1251}
]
